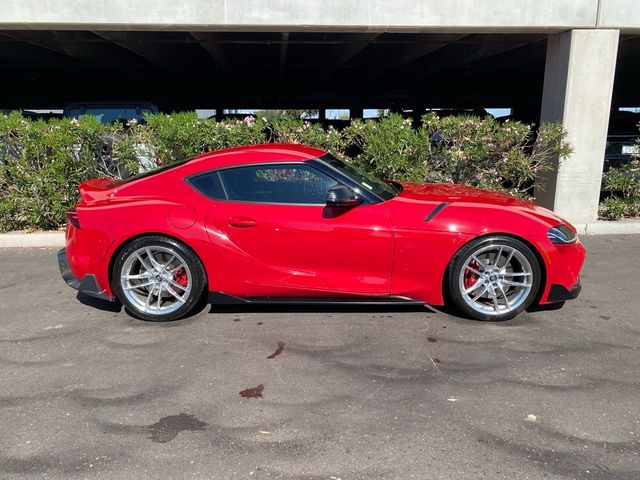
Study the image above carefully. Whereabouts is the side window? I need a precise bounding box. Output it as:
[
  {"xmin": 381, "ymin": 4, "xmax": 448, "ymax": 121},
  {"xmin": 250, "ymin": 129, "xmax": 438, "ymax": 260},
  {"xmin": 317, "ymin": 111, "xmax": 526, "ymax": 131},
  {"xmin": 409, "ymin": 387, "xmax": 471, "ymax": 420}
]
[
  {"xmin": 218, "ymin": 164, "xmax": 338, "ymax": 204},
  {"xmin": 188, "ymin": 170, "xmax": 226, "ymax": 199}
]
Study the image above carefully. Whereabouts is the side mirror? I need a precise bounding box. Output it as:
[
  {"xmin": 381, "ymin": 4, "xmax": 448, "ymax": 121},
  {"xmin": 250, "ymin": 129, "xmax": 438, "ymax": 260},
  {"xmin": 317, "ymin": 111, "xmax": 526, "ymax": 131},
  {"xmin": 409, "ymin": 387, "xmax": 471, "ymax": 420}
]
[{"xmin": 326, "ymin": 184, "xmax": 362, "ymax": 208}]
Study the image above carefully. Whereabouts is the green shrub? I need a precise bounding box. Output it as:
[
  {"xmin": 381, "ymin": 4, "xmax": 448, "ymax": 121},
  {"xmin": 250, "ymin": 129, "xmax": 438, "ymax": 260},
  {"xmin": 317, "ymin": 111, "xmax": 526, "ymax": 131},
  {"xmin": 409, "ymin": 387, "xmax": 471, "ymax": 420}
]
[
  {"xmin": 599, "ymin": 156, "xmax": 640, "ymax": 219},
  {"xmin": 344, "ymin": 113, "xmax": 571, "ymax": 198},
  {"xmin": 269, "ymin": 119, "xmax": 347, "ymax": 158},
  {"xmin": 115, "ymin": 113, "xmax": 267, "ymax": 170},
  {"xmin": 0, "ymin": 113, "xmax": 110, "ymax": 231},
  {"xmin": 599, "ymin": 197, "xmax": 630, "ymax": 220},
  {"xmin": 345, "ymin": 114, "xmax": 426, "ymax": 181},
  {"xmin": 0, "ymin": 111, "xmax": 571, "ymax": 232}
]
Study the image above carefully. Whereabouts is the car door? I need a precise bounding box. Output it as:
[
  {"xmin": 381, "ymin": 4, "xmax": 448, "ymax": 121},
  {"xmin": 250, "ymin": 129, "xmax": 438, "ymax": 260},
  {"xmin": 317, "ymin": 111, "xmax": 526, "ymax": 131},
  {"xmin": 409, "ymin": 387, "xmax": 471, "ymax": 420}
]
[{"xmin": 189, "ymin": 162, "xmax": 394, "ymax": 295}]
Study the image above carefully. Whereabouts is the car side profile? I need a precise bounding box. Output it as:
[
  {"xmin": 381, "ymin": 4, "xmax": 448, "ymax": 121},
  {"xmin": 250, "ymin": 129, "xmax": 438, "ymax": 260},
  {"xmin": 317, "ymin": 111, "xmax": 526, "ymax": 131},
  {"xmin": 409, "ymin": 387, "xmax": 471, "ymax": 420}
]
[{"xmin": 58, "ymin": 143, "xmax": 585, "ymax": 322}]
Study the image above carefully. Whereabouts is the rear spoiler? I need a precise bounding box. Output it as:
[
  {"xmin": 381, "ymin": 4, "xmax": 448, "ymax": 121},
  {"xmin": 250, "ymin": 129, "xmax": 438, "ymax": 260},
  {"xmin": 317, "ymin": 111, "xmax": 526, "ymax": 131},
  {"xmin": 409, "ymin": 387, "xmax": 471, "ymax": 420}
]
[{"xmin": 79, "ymin": 177, "xmax": 117, "ymax": 204}]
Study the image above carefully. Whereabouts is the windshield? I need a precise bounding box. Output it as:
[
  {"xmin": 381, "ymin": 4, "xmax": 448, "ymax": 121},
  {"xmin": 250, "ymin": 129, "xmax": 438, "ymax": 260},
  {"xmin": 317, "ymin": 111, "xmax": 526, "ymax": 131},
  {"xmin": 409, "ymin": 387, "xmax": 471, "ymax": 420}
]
[{"xmin": 319, "ymin": 154, "xmax": 400, "ymax": 201}]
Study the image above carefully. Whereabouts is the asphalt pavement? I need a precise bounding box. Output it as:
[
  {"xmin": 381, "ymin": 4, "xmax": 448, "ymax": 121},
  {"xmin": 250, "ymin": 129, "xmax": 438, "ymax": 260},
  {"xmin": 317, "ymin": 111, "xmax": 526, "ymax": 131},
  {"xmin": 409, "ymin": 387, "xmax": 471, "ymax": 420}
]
[{"xmin": 0, "ymin": 235, "xmax": 638, "ymax": 479}]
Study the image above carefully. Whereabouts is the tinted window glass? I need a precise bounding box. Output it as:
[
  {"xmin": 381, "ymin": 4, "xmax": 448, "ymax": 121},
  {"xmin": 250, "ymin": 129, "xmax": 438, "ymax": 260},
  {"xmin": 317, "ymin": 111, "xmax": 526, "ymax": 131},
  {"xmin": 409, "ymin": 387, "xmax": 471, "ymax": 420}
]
[
  {"xmin": 188, "ymin": 170, "xmax": 226, "ymax": 199},
  {"xmin": 218, "ymin": 164, "xmax": 337, "ymax": 204},
  {"xmin": 319, "ymin": 153, "xmax": 399, "ymax": 201}
]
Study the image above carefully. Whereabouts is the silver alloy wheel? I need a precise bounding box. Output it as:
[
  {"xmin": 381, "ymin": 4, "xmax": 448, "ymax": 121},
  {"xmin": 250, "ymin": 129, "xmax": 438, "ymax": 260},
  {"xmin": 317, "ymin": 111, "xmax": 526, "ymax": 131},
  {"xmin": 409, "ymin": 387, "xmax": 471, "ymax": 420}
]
[
  {"xmin": 120, "ymin": 245, "xmax": 193, "ymax": 316},
  {"xmin": 458, "ymin": 244, "xmax": 533, "ymax": 317}
]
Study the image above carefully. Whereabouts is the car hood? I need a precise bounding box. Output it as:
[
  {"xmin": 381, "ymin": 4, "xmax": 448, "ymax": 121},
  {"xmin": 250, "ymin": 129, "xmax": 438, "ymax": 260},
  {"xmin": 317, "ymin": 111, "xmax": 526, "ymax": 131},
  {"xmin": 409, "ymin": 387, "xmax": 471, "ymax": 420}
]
[
  {"xmin": 398, "ymin": 182, "xmax": 535, "ymax": 207},
  {"xmin": 393, "ymin": 182, "xmax": 571, "ymax": 232}
]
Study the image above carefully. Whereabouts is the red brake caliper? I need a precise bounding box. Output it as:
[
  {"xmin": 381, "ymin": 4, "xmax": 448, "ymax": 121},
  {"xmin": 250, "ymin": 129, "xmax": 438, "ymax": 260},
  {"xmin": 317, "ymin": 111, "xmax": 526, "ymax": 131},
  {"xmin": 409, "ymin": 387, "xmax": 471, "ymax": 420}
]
[
  {"xmin": 173, "ymin": 267, "xmax": 188, "ymax": 287},
  {"xmin": 463, "ymin": 259, "xmax": 481, "ymax": 290}
]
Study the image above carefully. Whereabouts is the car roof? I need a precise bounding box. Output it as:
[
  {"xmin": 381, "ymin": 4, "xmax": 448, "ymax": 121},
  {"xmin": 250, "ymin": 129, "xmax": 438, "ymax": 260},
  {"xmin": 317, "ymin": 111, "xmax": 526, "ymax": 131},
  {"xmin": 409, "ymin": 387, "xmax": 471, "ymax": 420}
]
[
  {"xmin": 115, "ymin": 143, "xmax": 330, "ymax": 189},
  {"xmin": 189, "ymin": 143, "xmax": 327, "ymax": 166}
]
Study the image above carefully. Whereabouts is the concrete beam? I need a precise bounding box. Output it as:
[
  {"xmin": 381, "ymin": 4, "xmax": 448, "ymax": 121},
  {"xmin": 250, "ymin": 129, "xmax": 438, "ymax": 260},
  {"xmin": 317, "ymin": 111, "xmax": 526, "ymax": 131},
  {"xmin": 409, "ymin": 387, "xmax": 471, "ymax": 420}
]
[
  {"xmin": 4, "ymin": 30, "xmax": 129, "ymax": 66},
  {"xmin": 315, "ymin": 33, "xmax": 379, "ymax": 85},
  {"xmin": 91, "ymin": 31, "xmax": 186, "ymax": 76},
  {"xmin": 189, "ymin": 32, "xmax": 238, "ymax": 80},
  {"xmin": 0, "ymin": 0, "xmax": 620, "ymax": 32},
  {"xmin": 384, "ymin": 34, "xmax": 545, "ymax": 90},
  {"xmin": 0, "ymin": 33, "xmax": 77, "ymax": 65},
  {"xmin": 352, "ymin": 33, "xmax": 466, "ymax": 88},
  {"xmin": 535, "ymin": 29, "xmax": 620, "ymax": 223},
  {"xmin": 598, "ymin": 0, "xmax": 640, "ymax": 32},
  {"xmin": 277, "ymin": 32, "xmax": 289, "ymax": 83}
]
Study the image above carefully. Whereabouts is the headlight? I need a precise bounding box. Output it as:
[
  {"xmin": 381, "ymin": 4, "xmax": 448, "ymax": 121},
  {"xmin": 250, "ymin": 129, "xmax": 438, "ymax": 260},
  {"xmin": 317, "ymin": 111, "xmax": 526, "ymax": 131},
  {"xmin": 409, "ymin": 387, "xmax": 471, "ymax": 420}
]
[{"xmin": 548, "ymin": 224, "xmax": 577, "ymax": 244}]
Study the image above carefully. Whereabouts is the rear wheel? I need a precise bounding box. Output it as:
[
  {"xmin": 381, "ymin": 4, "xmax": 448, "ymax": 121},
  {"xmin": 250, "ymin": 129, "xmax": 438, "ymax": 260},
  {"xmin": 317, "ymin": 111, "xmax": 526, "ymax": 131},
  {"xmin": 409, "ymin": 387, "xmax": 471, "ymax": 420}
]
[
  {"xmin": 447, "ymin": 236, "xmax": 541, "ymax": 321},
  {"xmin": 112, "ymin": 236, "xmax": 206, "ymax": 322}
]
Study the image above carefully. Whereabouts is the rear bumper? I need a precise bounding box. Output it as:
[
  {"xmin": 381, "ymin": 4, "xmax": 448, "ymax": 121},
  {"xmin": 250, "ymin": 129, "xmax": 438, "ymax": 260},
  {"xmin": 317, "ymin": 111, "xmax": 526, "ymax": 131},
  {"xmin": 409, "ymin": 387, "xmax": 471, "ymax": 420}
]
[
  {"xmin": 58, "ymin": 248, "xmax": 81, "ymax": 289},
  {"xmin": 58, "ymin": 248, "xmax": 114, "ymax": 302}
]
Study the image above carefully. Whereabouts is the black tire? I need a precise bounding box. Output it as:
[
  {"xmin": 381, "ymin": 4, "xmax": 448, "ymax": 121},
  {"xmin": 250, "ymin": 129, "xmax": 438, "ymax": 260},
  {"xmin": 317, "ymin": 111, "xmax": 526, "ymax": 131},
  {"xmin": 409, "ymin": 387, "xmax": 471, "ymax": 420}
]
[
  {"xmin": 111, "ymin": 235, "xmax": 207, "ymax": 322},
  {"xmin": 446, "ymin": 235, "xmax": 541, "ymax": 321}
]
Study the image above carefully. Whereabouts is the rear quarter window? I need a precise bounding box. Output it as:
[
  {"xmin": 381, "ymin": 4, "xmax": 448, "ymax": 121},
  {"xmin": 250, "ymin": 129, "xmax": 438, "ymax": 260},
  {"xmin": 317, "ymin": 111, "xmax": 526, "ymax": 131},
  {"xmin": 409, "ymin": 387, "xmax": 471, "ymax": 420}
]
[{"xmin": 187, "ymin": 171, "xmax": 226, "ymax": 199}]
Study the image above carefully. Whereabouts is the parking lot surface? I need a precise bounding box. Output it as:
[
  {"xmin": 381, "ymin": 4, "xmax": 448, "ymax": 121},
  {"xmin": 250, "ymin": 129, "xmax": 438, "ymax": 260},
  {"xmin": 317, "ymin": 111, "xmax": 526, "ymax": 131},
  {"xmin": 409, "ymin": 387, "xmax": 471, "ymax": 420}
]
[{"xmin": 0, "ymin": 235, "xmax": 639, "ymax": 479}]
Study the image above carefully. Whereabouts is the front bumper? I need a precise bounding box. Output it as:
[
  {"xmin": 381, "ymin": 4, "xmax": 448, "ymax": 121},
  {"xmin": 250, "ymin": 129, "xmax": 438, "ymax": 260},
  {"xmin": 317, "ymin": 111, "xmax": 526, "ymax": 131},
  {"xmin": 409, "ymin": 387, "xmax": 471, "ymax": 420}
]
[
  {"xmin": 525, "ymin": 233, "xmax": 586, "ymax": 305},
  {"xmin": 547, "ymin": 282, "xmax": 582, "ymax": 302},
  {"xmin": 58, "ymin": 248, "xmax": 114, "ymax": 302}
]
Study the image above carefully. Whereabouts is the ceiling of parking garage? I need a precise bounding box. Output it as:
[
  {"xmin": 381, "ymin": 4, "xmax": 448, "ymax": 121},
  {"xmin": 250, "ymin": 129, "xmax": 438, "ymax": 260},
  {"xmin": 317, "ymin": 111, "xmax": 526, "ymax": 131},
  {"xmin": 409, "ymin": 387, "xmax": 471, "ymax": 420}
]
[{"xmin": 0, "ymin": 31, "xmax": 638, "ymax": 113}]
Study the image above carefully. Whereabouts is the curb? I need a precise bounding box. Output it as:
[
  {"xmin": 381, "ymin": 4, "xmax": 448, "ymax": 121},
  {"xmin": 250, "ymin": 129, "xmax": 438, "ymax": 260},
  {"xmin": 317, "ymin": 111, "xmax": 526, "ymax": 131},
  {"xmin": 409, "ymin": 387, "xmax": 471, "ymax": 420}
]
[
  {"xmin": 0, "ymin": 232, "xmax": 65, "ymax": 248},
  {"xmin": 572, "ymin": 220, "xmax": 640, "ymax": 235},
  {"xmin": 1, "ymin": 221, "xmax": 639, "ymax": 248}
]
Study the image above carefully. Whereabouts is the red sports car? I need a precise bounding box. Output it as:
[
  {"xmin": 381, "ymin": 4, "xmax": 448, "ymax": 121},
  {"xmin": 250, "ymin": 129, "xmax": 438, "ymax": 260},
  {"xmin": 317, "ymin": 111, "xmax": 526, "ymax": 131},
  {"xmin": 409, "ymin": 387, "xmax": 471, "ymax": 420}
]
[{"xmin": 58, "ymin": 144, "xmax": 585, "ymax": 322}]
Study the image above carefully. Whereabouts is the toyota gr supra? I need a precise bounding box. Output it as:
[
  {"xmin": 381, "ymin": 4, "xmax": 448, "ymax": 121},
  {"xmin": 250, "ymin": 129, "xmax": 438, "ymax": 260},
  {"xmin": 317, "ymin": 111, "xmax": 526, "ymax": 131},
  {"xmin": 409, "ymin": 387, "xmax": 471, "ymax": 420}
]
[{"xmin": 58, "ymin": 143, "xmax": 585, "ymax": 322}]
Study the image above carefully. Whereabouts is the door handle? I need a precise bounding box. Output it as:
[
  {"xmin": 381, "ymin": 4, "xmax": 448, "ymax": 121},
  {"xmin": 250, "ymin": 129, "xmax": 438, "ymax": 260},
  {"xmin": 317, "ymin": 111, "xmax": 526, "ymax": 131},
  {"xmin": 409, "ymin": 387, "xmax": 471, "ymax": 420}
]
[{"xmin": 227, "ymin": 216, "xmax": 257, "ymax": 228}]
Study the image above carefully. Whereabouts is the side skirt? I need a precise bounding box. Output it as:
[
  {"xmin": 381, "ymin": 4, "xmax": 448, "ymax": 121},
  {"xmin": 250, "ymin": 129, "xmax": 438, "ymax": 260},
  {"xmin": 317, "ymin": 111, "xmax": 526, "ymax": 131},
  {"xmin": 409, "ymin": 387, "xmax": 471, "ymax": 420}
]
[{"xmin": 208, "ymin": 291, "xmax": 425, "ymax": 306}]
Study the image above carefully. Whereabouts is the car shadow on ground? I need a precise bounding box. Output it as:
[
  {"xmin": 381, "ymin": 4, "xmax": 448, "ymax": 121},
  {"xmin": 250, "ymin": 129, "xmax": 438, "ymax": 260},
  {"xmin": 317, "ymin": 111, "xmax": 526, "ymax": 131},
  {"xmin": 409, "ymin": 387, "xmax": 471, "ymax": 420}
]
[
  {"xmin": 78, "ymin": 290, "xmax": 552, "ymax": 325},
  {"xmin": 526, "ymin": 301, "xmax": 565, "ymax": 312},
  {"xmin": 430, "ymin": 303, "xmax": 556, "ymax": 325}
]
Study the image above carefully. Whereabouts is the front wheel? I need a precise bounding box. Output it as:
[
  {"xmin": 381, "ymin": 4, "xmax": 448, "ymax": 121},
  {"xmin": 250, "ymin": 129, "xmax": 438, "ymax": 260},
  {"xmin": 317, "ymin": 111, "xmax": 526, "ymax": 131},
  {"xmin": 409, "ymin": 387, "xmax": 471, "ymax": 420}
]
[
  {"xmin": 447, "ymin": 236, "xmax": 541, "ymax": 321},
  {"xmin": 112, "ymin": 236, "xmax": 206, "ymax": 322}
]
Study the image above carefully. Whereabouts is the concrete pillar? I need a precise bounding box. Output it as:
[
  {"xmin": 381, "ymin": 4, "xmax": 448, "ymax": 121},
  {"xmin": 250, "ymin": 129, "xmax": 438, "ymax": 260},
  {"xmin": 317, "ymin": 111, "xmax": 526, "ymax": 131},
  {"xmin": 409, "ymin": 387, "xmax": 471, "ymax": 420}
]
[{"xmin": 535, "ymin": 29, "xmax": 619, "ymax": 224}]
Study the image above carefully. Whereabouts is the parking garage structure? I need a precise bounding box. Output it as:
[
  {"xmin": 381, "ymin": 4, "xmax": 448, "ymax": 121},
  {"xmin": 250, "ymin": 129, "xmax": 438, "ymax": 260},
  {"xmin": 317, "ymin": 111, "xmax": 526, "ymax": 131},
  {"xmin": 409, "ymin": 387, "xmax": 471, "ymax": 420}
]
[{"xmin": 1, "ymin": 0, "xmax": 639, "ymax": 223}]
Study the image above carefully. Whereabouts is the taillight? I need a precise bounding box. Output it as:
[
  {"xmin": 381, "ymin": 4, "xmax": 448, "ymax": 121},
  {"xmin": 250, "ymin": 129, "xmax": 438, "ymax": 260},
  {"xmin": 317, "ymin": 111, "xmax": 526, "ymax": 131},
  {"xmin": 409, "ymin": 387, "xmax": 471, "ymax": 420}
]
[{"xmin": 66, "ymin": 211, "xmax": 81, "ymax": 229}]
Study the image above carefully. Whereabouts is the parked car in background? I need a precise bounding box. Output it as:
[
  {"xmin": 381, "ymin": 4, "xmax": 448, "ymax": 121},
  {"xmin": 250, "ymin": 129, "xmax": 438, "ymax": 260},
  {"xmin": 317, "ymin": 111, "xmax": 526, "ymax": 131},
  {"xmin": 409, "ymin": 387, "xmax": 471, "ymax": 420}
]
[
  {"xmin": 62, "ymin": 102, "xmax": 159, "ymax": 178},
  {"xmin": 63, "ymin": 101, "xmax": 158, "ymax": 125},
  {"xmin": 604, "ymin": 110, "xmax": 640, "ymax": 172},
  {"xmin": 0, "ymin": 109, "xmax": 63, "ymax": 121},
  {"xmin": 59, "ymin": 144, "xmax": 585, "ymax": 323}
]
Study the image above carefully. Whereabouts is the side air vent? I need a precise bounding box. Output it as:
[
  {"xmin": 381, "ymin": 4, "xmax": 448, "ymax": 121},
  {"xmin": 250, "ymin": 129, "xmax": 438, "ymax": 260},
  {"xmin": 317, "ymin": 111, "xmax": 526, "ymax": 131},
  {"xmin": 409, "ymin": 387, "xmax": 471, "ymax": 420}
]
[{"xmin": 424, "ymin": 202, "xmax": 449, "ymax": 223}]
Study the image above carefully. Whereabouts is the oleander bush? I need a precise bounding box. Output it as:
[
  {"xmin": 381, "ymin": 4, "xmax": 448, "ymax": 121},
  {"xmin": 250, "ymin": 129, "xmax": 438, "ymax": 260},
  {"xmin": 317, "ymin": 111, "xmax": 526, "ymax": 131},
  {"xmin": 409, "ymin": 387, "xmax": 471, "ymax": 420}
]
[
  {"xmin": 113, "ymin": 112, "xmax": 267, "ymax": 170},
  {"xmin": 344, "ymin": 113, "xmax": 571, "ymax": 196},
  {"xmin": 268, "ymin": 119, "xmax": 347, "ymax": 158},
  {"xmin": 0, "ymin": 113, "xmax": 110, "ymax": 231},
  {"xmin": 599, "ymin": 155, "xmax": 640, "ymax": 220},
  {"xmin": 0, "ymin": 111, "xmax": 570, "ymax": 232}
]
